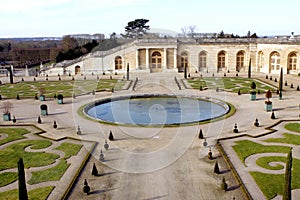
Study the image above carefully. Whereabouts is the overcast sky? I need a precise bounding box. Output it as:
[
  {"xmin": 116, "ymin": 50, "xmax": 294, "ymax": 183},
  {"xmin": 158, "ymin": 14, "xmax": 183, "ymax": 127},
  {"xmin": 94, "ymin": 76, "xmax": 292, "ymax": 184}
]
[{"xmin": 1, "ymin": 0, "xmax": 299, "ymax": 38}]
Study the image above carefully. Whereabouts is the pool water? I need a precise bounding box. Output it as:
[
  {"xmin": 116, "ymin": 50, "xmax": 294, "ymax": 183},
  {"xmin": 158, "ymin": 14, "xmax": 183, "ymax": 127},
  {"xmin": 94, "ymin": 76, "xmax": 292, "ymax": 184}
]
[{"xmin": 86, "ymin": 96, "xmax": 229, "ymax": 125}]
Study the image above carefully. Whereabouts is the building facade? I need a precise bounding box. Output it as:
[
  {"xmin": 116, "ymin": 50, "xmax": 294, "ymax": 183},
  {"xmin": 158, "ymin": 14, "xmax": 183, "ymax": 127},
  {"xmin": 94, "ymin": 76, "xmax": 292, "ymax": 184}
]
[{"xmin": 47, "ymin": 35, "xmax": 300, "ymax": 76}]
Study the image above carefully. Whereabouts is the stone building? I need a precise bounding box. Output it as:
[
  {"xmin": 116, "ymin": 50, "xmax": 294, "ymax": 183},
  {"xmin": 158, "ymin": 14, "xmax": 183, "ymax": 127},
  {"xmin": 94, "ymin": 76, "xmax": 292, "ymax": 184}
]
[{"xmin": 46, "ymin": 34, "xmax": 300, "ymax": 76}]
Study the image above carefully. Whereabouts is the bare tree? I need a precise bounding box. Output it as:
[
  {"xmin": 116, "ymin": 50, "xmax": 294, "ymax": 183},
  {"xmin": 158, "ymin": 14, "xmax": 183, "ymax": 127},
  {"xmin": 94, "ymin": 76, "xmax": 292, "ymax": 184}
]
[
  {"xmin": 188, "ymin": 25, "xmax": 197, "ymax": 38},
  {"xmin": 181, "ymin": 26, "xmax": 188, "ymax": 38}
]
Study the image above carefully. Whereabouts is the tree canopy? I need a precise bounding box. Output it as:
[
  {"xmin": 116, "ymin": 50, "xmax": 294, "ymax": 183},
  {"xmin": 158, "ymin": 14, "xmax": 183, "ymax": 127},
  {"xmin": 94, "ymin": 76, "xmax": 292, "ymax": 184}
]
[{"xmin": 122, "ymin": 19, "xmax": 150, "ymax": 38}]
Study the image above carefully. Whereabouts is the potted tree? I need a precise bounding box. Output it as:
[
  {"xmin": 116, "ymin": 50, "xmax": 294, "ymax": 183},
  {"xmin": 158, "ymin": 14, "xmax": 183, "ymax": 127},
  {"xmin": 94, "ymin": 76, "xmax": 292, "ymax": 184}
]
[
  {"xmin": 39, "ymin": 87, "xmax": 46, "ymax": 101},
  {"xmin": 265, "ymin": 90, "xmax": 272, "ymax": 112},
  {"xmin": 250, "ymin": 81, "xmax": 257, "ymax": 101},
  {"xmin": 2, "ymin": 101, "xmax": 13, "ymax": 121},
  {"xmin": 57, "ymin": 94, "xmax": 63, "ymax": 104},
  {"xmin": 40, "ymin": 104, "xmax": 48, "ymax": 116}
]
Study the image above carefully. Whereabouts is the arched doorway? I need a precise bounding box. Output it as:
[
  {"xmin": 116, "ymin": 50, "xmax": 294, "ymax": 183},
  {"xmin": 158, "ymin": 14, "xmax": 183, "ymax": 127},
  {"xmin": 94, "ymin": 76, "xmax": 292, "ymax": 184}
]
[
  {"xmin": 115, "ymin": 56, "xmax": 122, "ymax": 70},
  {"xmin": 218, "ymin": 51, "xmax": 226, "ymax": 72},
  {"xmin": 269, "ymin": 51, "xmax": 280, "ymax": 73},
  {"xmin": 199, "ymin": 51, "xmax": 207, "ymax": 72},
  {"xmin": 288, "ymin": 52, "xmax": 297, "ymax": 73},
  {"xmin": 75, "ymin": 66, "xmax": 81, "ymax": 75},
  {"xmin": 236, "ymin": 51, "xmax": 245, "ymax": 72},
  {"xmin": 179, "ymin": 52, "xmax": 188, "ymax": 72},
  {"xmin": 151, "ymin": 51, "xmax": 162, "ymax": 72}
]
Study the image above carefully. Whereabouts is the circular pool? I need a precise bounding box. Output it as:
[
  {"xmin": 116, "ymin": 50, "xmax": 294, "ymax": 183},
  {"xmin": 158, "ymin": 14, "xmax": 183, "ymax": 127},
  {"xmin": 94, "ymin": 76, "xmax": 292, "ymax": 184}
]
[{"xmin": 84, "ymin": 95, "xmax": 230, "ymax": 126}]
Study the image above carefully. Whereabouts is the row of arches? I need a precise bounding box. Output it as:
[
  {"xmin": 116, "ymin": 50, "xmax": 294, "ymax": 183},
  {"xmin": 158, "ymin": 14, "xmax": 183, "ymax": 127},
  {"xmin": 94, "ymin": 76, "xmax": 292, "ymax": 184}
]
[
  {"xmin": 258, "ymin": 51, "xmax": 298, "ymax": 72},
  {"xmin": 179, "ymin": 50, "xmax": 247, "ymax": 72},
  {"xmin": 114, "ymin": 52, "xmax": 164, "ymax": 70}
]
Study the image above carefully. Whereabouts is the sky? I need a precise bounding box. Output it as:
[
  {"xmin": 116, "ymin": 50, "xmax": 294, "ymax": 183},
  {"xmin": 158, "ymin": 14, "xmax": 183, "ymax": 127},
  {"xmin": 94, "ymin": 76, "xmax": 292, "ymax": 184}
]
[{"xmin": 0, "ymin": 0, "xmax": 299, "ymax": 38}]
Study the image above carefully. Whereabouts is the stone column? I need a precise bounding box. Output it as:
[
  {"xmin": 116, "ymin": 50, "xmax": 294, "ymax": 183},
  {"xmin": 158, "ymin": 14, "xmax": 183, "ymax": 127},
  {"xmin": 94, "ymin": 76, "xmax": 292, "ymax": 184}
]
[
  {"xmin": 164, "ymin": 48, "xmax": 167, "ymax": 69},
  {"xmin": 136, "ymin": 49, "xmax": 139, "ymax": 69},
  {"xmin": 173, "ymin": 48, "xmax": 177, "ymax": 69},
  {"xmin": 146, "ymin": 48, "xmax": 149, "ymax": 69}
]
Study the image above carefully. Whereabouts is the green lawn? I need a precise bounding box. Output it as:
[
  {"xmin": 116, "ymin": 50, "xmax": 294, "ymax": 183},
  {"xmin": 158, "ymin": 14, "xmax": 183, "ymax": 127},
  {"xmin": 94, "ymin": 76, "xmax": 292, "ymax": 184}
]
[
  {"xmin": 264, "ymin": 133, "xmax": 300, "ymax": 145},
  {"xmin": 54, "ymin": 142, "xmax": 82, "ymax": 159},
  {"xmin": 0, "ymin": 128, "xmax": 29, "ymax": 146},
  {"xmin": 0, "ymin": 140, "xmax": 58, "ymax": 171},
  {"xmin": 284, "ymin": 123, "xmax": 300, "ymax": 133},
  {"xmin": 28, "ymin": 159, "xmax": 70, "ymax": 185},
  {"xmin": 251, "ymin": 158, "xmax": 300, "ymax": 199},
  {"xmin": 232, "ymin": 140, "xmax": 290, "ymax": 164},
  {"xmin": 188, "ymin": 77, "xmax": 275, "ymax": 94},
  {"xmin": 0, "ymin": 172, "xmax": 18, "ymax": 187},
  {"xmin": 0, "ymin": 79, "xmax": 126, "ymax": 99},
  {"xmin": 0, "ymin": 186, "xmax": 54, "ymax": 200}
]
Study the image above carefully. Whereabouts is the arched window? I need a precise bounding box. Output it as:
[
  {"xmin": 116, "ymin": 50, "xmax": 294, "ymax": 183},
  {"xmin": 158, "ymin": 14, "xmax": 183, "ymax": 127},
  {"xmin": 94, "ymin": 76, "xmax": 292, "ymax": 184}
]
[
  {"xmin": 199, "ymin": 51, "xmax": 207, "ymax": 69},
  {"xmin": 151, "ymin": 51, "xmax": 162, "ymax": 68},
  {"xmin": 75, "ymin": 66, "xmax": 81, "ymax": 75},
  {"xmin": 236, "ymin": 51, "xmax": 245, "ymax": 71},
  {"xmin": 270, "ymin": 52, "xmax": 280, "ymax": 70},
  {"xmin": 288, "ymin": 52, "xmax": 297, "ymax": 71},
  {"xmin": 181, "ymin": 52, "xmax": 188, "ymax": 68},
  {"xmin": 218, "ymin": 51, "xmax": 226, "ymax": 69},
  {"xmin": 258, "ymin": 51, "xmax": 264, "ymax": 68},
  {"xmin": 115, "ymin": 56, "xmax": 122, "ymax": 70}
]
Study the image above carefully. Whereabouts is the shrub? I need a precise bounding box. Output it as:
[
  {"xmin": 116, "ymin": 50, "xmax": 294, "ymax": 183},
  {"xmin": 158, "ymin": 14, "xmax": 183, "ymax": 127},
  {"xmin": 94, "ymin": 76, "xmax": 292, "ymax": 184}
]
[
  {"xmin": 221, "ymin": 177, "xmax": 228, "ymax": 191},
  {"xmin": 108, "ymin": 130, "xmax": 114, "ymax": 141},
  {"xmin": 57, "ymin": 94, "xmax": 63, "ymax": 100},
  {"xmin": 83, "ymin": 179, "xmax": 90, "ymax": 195},
  {"xmin": 214, "ymin": 162, "xmax": 220, "ymax": 174},
  {"xmin": 91, "ymin": 163, "xmax": 98, "ymax": 176}
]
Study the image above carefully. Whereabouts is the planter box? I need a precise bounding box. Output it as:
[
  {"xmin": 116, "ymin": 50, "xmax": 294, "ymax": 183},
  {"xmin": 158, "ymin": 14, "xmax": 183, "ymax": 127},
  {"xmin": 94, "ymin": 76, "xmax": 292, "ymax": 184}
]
[
  {"xmin": 3, "ymin": 113, "xmax": 11, "ymax": 121},
  {"xmin": 39, "ymin": 95, "xmax": 45, "ymax": 101},
  {"xmin": 250, "ymin": 93, "xmax": 256, "ymax": 101},
  {"xmin": 265, "ymin": 103, "xmax": 272, "ymax": 112},
  {"xmin": 41, "ymin": 109, "xmax": 48, "ymax": 116}
]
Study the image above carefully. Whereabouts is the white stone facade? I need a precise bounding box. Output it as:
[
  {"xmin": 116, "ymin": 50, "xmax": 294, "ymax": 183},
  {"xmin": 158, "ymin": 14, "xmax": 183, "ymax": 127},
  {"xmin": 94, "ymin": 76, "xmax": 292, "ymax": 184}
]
[{"xmin": 46, "ymin": 37, "xmax": 300, "ymax": 76}]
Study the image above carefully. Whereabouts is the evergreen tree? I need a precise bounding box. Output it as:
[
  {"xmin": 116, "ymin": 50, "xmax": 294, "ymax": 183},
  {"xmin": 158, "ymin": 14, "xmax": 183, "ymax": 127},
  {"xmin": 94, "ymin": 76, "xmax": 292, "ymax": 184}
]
[
  {"xmin": 127, "ymin": 63, "xmax": 129, "ymax": 81},
  {"xmin": 248, "ymin": 58, "xmax": 251, "ymax": 78},
  {"xmin": 91, "ymin": 163, "xmax": 98, "ymax": 176},
  {"xmin": 199, "ymin": 129, "xmax": 204, "ymax": 139},
  {"xmin": 282, "ymin": 148, "xmax": 292, "ymax": 200},
  {"xmin": 18, "ymin": 158, "xmax": 28, "ymax": 200},
  {"xmin": 214, "ymin": 162, "xmax": 220, "ymax": 174},
  {"xmin": 108, "ymin": 130, "xmax": 114, "ymax": 141},
  {"xmin": 279, "ymin": 67, "xmax": 283, "ymax": 99}
]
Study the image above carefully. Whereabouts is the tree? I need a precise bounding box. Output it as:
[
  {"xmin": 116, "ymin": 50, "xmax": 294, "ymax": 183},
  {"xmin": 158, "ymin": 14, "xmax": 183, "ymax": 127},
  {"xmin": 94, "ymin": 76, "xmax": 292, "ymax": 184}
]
[
  {"xmin": 18, "ymin": 158, "xmax": 28, "ymax": 200},
  {"xmin": 214, "ymin": 162, "xmax": 220, "ymax": 174},
  {"xmin": 266, "ymin": 90, "xmax": 272, "ymax": 102},
  {"xmin": 247, "ymin": 30, "xmax": 251, "ymax": 38},
  {"xmin": 122, "ymin": 19, "xmax": 150, "ymax": 38},
  {"xmin": 108, "ymin": 130, "xmax": 114, "ymax": 141},
  {"xmin": 187, "ymin": 25, "xmax": 197, "ymax": 38},
  {"xmin": 248, "ymin": 59, "xmax": 252, "ymax": 78},
  {"xmin": 181, "ymin": 26, "xmax": 188, "ymax": 38},
  {"xmin": 218, "ymin": 30, "xmax": 225, "ymax": 38},
  {"xmin": 279, "ymin": 67, "xmax": 283, "ymax": 99},
  {"xmin": 62, "ymin": 36, "xmax": 78, "ymax": 52},
  {"xmin": 91, "ymin": 163, "xmax": 98, "ymax": 176},
  {"xmin": 198, "ymin": 129, "xmax": 204, "ymax": 139},
  {"xmin": 110, "ymin": 32, "xmax": 117, "ymax": 40},
  {"xmin": 221, "ymin": 176, "xmax": 228, "ymax": 191},
  {"xmin": 83, "ymin": 179, "xmax": 90, "ymax": 195},
  {"xmin": 282, "ymin": 148, "xmax": 292, "ymax": 200}
]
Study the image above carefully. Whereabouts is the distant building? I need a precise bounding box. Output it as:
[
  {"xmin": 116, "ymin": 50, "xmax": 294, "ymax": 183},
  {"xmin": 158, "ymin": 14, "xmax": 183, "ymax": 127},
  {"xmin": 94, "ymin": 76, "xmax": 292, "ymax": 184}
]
[{"xmin": 66, "ymin": 34, "xmax": 105, "ymax": 40}]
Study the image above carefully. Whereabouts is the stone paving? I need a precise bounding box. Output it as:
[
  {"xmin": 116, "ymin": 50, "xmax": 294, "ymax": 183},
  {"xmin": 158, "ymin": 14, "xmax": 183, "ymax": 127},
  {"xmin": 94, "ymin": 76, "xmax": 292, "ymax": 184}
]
[{"xmin": 0, "ymin": 71, "xmax": 299, "ymax": 199}]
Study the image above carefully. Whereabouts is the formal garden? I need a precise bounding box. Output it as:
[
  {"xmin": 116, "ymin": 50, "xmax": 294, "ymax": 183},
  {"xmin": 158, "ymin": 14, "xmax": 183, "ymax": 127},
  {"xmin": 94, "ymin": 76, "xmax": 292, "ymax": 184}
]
[
  {"xmin": 230, "ymin": 122, "xmax": 300, "ymax": 199},
  {"xmin": 0, "ymin": 78, "xmax": 127, "ymax": 99},
  {"xmin": 0, "ymin": 126, "xmax": 91, "ymax": 200},
  {"xmin": 187, "ymin": 77, "xmax": 276, "ymax": 94}
]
